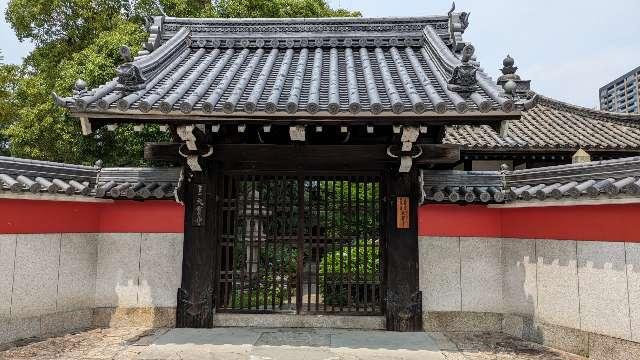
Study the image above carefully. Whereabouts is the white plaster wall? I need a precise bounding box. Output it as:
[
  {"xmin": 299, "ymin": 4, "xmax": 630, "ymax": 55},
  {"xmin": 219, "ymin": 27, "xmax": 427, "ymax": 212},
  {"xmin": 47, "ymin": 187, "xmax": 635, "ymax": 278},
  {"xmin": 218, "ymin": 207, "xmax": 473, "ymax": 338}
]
[{"xmin": 419, "ymin": 236, "xmax": 640, "ymax": 342}]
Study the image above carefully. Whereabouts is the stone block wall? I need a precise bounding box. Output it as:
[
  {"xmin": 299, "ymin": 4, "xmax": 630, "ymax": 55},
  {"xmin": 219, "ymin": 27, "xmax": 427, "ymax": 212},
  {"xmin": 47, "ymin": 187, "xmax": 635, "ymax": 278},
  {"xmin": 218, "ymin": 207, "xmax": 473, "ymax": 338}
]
[
  {"xmin": 0, "ymin": 232, "xmax": 183, "ymax": 345},
  {"xmin": 419, "ymin": 236, "xmax": 640, "ymax": 356}
]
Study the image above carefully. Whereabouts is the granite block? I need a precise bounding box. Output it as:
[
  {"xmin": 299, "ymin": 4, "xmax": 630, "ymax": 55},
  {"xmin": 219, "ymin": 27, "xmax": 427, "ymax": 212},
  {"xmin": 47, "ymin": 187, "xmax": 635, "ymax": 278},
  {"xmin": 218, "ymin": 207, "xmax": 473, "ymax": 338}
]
[
  {"xmin": 0, "ymin": 234, "xmax": 17, "ymax": 319},
  {"xmin": 418, "ymin": 236, "xmax": 461, "ymax": 312},
  {"xmin": 138, "ymin": 233, "xmax": 183, "ymax": 307},
  {"xmin": 625, "ymin": 242, "xmax": 640, "ymax": 342},
  {"xmin": 57, "ymin": 233, "xmax": 98, "ymax": 312},
  {"xmin": 502, "ymin": 238, "xmax": 537, "ymax": 316},
  {"xmin": 11, "ymin": 234, "xmax": 61, "ymax": 319},
  {"xmin": 577, "ymin": 241, "xmax": 631, "ymax": 340},
  {"xmin": 460, "ymin": 237, "xmax": 503, "ymax": 312},
  {"xmin": 95, "ymin": 233, "xmax": 142, "ymax": 307},
  {"xmin": 535, "ymin": 239, "xmax": 580, "ymax": 329}
]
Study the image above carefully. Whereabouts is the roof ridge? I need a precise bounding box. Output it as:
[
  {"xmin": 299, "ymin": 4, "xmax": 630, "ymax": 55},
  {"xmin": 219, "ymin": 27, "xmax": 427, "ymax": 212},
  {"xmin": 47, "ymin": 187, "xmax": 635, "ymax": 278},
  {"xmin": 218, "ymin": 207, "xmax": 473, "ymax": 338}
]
[
  {"xmin": 0, "ymin": 155, "xmax": 96, "ymax": 171},
  {"xmin": 537, "ymin": 94, "xmax": 640, "ymax": 122},
  {"xmin": 161, "ymin": 15, "xmax": 448, "ymax": 24}
]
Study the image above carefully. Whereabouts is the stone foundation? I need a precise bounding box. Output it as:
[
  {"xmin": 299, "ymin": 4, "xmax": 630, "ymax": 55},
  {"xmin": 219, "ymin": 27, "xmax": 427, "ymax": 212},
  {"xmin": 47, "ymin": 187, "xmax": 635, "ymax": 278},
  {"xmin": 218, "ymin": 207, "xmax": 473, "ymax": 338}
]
[
  {"xmin": 426, "ymin": 311, "xmax": 640, "ymax": 359},
  {"xmin": 0, "ymin": 309, "xmax": 93, "ymax": 347},
  {"xmin": 92, "ymin": 307, "xmax": 176, "ymax": 328}
]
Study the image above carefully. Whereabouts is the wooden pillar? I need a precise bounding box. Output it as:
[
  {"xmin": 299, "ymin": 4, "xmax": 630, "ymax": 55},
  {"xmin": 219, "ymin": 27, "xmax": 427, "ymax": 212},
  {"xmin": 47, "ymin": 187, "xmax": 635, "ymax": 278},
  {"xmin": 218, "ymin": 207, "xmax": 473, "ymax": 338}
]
[
  {"xmin": 384, "ymin": 168, "xmax": 422, "ymax": 331},
  {"xmin": 176, "ymin": 161, "xmax": 219, "ymax": 328}
]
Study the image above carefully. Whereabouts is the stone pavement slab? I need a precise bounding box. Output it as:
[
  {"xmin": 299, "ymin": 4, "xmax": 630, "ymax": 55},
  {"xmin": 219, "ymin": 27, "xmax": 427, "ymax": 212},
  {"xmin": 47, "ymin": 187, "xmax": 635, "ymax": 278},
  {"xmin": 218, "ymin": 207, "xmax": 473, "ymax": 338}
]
[
  {"xmin": 0, "ymin": 327, "xmax": 586, "ymax": 360},
  {"xmin": 135, "ymin": 328, "xmax": 446, "ymax": 360}
]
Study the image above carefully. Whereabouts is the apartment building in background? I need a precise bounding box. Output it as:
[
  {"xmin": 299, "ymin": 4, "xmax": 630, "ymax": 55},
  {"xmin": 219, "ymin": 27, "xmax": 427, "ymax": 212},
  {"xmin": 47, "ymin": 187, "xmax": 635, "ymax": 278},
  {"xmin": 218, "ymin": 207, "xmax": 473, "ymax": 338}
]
[{"xmin": 600, "ymin": 65, "xmax": 640, "ymax": 113}]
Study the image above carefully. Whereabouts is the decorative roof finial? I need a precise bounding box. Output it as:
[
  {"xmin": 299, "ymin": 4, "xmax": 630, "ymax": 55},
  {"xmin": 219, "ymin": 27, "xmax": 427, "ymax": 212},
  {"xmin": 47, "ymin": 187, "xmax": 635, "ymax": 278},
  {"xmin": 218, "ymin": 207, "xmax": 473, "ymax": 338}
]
[
  {"xmin": 497, "ymin": 55, "xmax": 531, "ymax": 96},
  {"xmin": 448, "ymin": 44, "xmax": 478, "ymax": 93},
  {"xmin": 120, "ymin": 46, "xmax": 133, "ymax": 63},
  {"xmin": 498, "ymin": 55, "xmax": 520, "ymax": 82},
  {"xmin": 94, "ymin": 159, "xmax": 104, "ymax": 169},
  {"xmin": 73, "ymin": 79, "xmax": 87, "ymax": 96}
]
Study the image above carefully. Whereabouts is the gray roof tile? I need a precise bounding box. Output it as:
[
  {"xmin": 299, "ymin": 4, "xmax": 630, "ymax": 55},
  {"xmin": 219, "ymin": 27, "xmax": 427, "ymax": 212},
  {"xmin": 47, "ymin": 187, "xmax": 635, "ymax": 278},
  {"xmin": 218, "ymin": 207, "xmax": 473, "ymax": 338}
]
[
  {"xmin": 0, "ymin": 156, "xmax": 178, "ymax": 200},
  {"xmin": 421, "ymin": 156, "xmax": 640, "ymax": 204},
  {"xmin": 57, "ymin": 16, "xmax": 527, "ymax": 118},
  {"xmin": 444, "ymin": 96, "xmax": 640, "ymax": 151}
]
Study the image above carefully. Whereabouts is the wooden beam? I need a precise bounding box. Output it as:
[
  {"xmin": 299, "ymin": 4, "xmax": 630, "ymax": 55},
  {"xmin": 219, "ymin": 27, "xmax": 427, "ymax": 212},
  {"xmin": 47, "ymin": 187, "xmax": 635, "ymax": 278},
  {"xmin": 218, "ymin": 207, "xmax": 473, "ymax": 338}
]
[{"xmin": 144, "ymin": 143, "xmax": 461, "ymax": 168}]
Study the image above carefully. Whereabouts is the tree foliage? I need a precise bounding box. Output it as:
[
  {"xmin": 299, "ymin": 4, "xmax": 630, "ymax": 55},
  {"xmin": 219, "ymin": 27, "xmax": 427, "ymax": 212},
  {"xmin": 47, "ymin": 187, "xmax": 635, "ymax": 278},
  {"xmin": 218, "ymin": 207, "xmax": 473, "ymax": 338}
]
[{"xmin": 0, "ymin": 0, "xmax": 360, "ymax": 166}]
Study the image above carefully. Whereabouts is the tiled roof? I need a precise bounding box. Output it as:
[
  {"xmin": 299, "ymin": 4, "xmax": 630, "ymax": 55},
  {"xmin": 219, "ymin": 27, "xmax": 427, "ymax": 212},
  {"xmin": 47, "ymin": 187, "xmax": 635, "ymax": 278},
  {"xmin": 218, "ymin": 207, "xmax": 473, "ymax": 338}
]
[
  {"xmin": 420, "ymin": 156, "xmax": 640, "ymax": 204},
  {"xmin": 0, "ymin": 156, "xmax": 97, "ymax": 196},
  {"xmin": 443, "ymin": 96, "xmax": 640, "ymax": 151},
  {"xmin": 96, "ymin": 167, "xmax": 179, "ymax": 199},
  {"xmin": 0, "ymin": 156, "xmax": 178, "ymax": 200},
  {"xmin": 55, "ymin": 16, "xmax": 531, "ymax": 119}
]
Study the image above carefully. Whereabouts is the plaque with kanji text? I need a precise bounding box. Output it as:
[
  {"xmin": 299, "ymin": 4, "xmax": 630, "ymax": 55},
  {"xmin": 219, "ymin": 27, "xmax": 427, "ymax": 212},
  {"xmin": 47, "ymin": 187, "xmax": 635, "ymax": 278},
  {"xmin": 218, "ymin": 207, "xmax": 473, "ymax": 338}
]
[{"xmin": 396, "ymin": 196, "xmax": 410, "ymax": 229}]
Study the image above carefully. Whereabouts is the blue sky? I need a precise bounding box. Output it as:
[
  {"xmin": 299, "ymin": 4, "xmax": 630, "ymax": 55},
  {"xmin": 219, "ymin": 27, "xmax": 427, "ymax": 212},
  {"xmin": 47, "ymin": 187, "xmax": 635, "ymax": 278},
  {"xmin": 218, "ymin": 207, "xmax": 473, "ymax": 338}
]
[{"xmin": 1, "ymin": 0, "xmax": 639, "ymax": 108}]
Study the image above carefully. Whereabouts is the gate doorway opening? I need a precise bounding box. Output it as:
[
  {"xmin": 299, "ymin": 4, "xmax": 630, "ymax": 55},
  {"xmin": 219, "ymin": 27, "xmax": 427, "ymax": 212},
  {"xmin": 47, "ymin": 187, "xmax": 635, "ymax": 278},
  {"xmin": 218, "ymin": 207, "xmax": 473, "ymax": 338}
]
[{"xmin": 215, "ymin": 172, "xmax": 385, "ymax": 316}]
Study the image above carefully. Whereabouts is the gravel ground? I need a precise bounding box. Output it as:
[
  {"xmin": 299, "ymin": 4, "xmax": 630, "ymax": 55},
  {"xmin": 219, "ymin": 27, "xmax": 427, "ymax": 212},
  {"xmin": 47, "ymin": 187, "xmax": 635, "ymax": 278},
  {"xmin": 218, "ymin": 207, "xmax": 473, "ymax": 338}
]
[{"xmin": 0, "ymin": 328, "xmax": 586, "ymax": 360}]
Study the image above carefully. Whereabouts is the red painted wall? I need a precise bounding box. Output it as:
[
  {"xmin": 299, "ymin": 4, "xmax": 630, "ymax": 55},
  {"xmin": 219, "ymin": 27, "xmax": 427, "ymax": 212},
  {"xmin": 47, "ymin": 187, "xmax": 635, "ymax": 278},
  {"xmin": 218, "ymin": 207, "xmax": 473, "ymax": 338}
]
[
  {"xmin": 419, "ymin": 203, "xmax": 640, "ymax": 242},
  {"xmin": 0, "ymin": 199, "xmax": 184, "ymax": 234},
  {"xmin": 3, "ymin": 197, "xmax": 640, "ymax": 241}
]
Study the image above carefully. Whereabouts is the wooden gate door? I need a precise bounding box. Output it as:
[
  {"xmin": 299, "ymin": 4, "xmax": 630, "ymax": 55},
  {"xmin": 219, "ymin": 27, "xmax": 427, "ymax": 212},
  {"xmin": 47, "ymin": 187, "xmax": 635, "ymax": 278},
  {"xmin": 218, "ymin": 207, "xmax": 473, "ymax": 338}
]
[{"xmin": 214, "ymin": 171, "xmax": 385, "ymax": 316}]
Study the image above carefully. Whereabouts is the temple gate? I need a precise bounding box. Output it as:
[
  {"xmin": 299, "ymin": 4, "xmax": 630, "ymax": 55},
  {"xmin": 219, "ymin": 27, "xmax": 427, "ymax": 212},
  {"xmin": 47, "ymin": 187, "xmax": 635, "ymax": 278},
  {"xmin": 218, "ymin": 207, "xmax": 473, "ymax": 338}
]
[{"xmin": 58, "ymin": 13, "xmax": 532, "ymax": 331}]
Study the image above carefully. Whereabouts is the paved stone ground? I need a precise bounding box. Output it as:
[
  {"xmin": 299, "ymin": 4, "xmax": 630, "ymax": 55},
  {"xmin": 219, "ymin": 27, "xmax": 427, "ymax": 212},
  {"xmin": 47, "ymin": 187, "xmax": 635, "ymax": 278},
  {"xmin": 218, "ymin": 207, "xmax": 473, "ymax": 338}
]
[{"xmin": 0, "ymin": 328, "xmax": 586, "ymax": 360}]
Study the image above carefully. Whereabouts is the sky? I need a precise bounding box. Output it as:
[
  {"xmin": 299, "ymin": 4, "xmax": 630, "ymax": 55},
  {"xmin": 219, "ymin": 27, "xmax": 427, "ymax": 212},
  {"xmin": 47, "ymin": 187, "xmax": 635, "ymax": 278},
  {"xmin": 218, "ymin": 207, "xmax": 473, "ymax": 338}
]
[{"xmin": 1, "ymin": 0, "xmax": 639, "ymax": 108}]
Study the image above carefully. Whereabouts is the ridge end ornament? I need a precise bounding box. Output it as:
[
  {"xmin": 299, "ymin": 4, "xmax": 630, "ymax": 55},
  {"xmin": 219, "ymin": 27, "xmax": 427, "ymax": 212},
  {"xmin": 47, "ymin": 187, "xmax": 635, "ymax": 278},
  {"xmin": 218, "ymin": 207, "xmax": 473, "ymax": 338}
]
[
  {"xmin": 447, "ymin": 2, "xmax": 471, "ymax": 53},
  {"xmin": 116, "ymin": 63, "xmax": 146, "ymax": 91},
  {"xmin": 448, "ymin": 45, "xmax": 478, "ymax": 93}
]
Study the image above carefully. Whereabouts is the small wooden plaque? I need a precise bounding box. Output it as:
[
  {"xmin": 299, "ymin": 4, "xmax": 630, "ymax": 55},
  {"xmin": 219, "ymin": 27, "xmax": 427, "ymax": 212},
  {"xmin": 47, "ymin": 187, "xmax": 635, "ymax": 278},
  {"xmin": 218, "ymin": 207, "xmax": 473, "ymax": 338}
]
[{"xmin": 396, "ymin": 196, "xmax": 410, "ymax": 229}]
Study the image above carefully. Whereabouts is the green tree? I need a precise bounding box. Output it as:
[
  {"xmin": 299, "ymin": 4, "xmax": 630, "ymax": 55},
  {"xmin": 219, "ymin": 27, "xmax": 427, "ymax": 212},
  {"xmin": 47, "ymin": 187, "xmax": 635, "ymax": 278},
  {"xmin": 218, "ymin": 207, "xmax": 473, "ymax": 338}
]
[{"xmin": 1, "ymin": 0, "xmax": 359, "ymax": 166}]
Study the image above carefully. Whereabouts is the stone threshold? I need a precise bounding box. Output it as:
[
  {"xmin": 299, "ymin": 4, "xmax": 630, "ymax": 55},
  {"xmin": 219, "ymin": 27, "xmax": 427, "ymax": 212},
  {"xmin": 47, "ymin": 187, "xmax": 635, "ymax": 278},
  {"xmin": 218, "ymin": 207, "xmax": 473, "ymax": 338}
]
[
  {"xmin": 212, "ymin": 313, "xmax": 386, "ymax": 330},
  {"xmin": 425, "ymin": 311, "xmax": 640, "ymax": 360}
]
